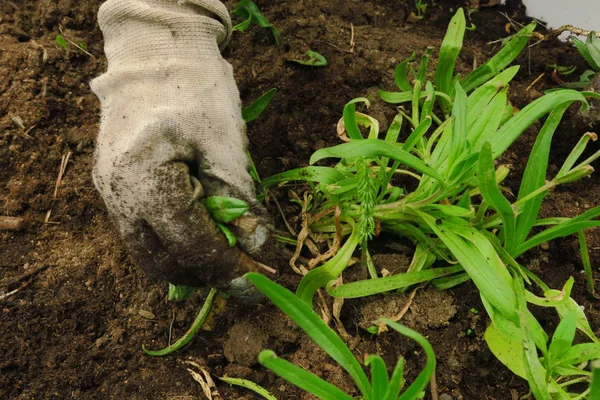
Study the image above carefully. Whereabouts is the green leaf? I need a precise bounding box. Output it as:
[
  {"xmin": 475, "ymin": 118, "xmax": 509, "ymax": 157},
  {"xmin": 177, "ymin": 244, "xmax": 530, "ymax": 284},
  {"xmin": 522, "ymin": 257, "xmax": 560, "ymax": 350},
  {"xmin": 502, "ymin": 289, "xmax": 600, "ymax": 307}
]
[
  {"xmin": 247, "ymin": 274, "xmax": 371, "ymax": 398},
  {"xmin": 549, "ymin": 293, "xmax": 600, "ymax": 344},
  {"xmin": 485, "ymin": 321, "xmax": 526, "ymax": 378},
  {"xmin": 419, "ymin": 213, "xmax": 518, "ymax": 322},
  {"xmin": 258, "ymin": 350, "xmax": 353, "ymax": 400},
  {"xmin": 586, "ymin": 32, "xmax": 600, "ymax": 70},
  {"xmin": 216, "ymin": 222, "xmax": 236, "ymax": 246},
  {"xmin": 142, "ymin": 288, "xmax": 218, "ymax": 356},
  {"xmin": 514, "ymin": 206, "xmax": 600, "ymax": 256},
  {"xmin": 478, "ymin": 142, "xmax": 516, "ymax": 251},
  {"xmin": 434, "ymin": 8, "xmax": 466, "ymax": 99},
  {"xmin": 489, "ymin": 90, "xmax": 587, "ymax": 159},
  {"xmin": 243, "ymin": 88, "xmax": 277, "ymax": 123},
  {"xmin": 462, "ymin": 23, "xmax": 536, "ymax": 92},
  {"xmin": 466, "ymin": 66, "xmax": 518, "ymax": 129},
  {"xmin": 297, "ymin": 221, "xmax": 360, "ymax": 305},
  {"xmin": 343, "ymin": 98, "xmax": 370, "ymax": 140},
  {"xmin": 557, "ymin": 132, "xmax": 597, "ymax": 178},
  {"xmin": 310, "ymin": 139, "xmax": 445, "ymax": 185},
  {"xmin": 365, "ymin": 355, "xmax": 389, "ymax": 399},
  {"xmin": 556, "ymin": 343, "xmax": 600, "ymax": 367},
  {"xmin": 167, "ymin": 284, "xmax": 196, "ymax": 301},
  {"xmin": 383, "ymin": 357, "xmax": 406, "ymax": 400},
  {"xmin": 514, "ymin": 277, "xmax": 551, "ymax": 400},
  {"xmin": 219, "ymin": 376, "xmax": 278, "ymax": 400},
  {"xmin": 548, "ymin": 310, "xmax": 578, "ymax": 364},
  {"xmin": 232, "ymin": 0, "xmax": 280, "ymax": 44},
  {"xmin": 258, "ymin": 166, "xmax": 352, "ymax": 193},
  {"xmin": 403, "ymin": 117, "xmax": 432, "ymax": 153},
  {"xmin": 204, "ymin": 196, "xmax": 249, "ymax": 223},
  {"xmin": 395, "ymin": 52, "xmax": 417, "ymax": 91},
  {"xmin": 468, "ymin": 87, "xmax": 508, "ymax": 149},
  {"xmin": 382, "ymin": 319, "xmax": 436, "ymax": 400},
  {"xmin": 291, "ymin": 50, "xmax": 328, "ymax": 67},
  {"xmin": 514, "ymin": 103, "xmax": 570, "ymax": 247},
  {"xmin": 590, "ymin": 359, "xmax": 600, "ymax": 398},
  {"xmin": 579, "ymin": 231, "xmax": 595, "ymax": 294},
  {"xmin": 327, "ymin": 266, "xmax": 463, "ymax": 298},
  {"xmin": 572, "ymin": 36, "xmax": 599, "ymax": 70},
  {"xmin": 55, "ymin": 35, "xmax": 68, "ymax": 50},
  {"xmin": 448, "ymin": 82, "xmax": 467, "ymax": 168}
]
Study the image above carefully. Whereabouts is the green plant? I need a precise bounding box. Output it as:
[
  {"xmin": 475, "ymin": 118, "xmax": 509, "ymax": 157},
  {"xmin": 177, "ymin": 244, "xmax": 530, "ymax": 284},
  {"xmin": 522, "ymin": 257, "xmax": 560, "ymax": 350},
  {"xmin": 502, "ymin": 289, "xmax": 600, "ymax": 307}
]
[
  {"xmin": 258, "ymin": 8, "xmax": 600, "ymax": 397},
  {"xmin": 248, "ymin": 273, "xmax": 436, "ymax": 400},
  {"xmin": 55, "ymin": 34, "xmax": 91, "ymax": 57},
  {"xmin": 414, "ymin": 0, "xmax": 427, "ymax": 20},
  {"xmin": 290, "ymin": 50, "xmax": 328, "ymax": 67},
  {"xmin": 233, "ymin": 0, "xmax": 280, "ymax": 44}
]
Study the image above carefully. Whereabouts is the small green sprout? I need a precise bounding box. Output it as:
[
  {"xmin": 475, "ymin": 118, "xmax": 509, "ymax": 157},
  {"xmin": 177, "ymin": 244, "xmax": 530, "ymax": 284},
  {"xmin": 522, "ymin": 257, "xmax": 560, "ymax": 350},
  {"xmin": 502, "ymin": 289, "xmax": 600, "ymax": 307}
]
[
  {"xmin": 248, "ymin": 273, "xmax": 436, "ymax": 400},
  {"xmin": 55, "ymin": 34, "xmax": 92, "ymax": 57},
  {"xmin": 233, "ymin": 0, "xmax": 280, "ymax": 44},
  {"xmin": 470, "ymin": 308, "xmax": 479, "ymax": 315},
  {"xmin": 415, "ymin": 0, "xmax": 427, "ymax": 19},
  {"xmin": 290, "ymin": 50, "xmax": 328, "ymax": 67},
  {"xmin": 219, "ymin": 377, "xmax": 277, "ymax": 400},
  {"xmin": 142, "ymin": 288, "xmax": 218, "ymax": 356}
]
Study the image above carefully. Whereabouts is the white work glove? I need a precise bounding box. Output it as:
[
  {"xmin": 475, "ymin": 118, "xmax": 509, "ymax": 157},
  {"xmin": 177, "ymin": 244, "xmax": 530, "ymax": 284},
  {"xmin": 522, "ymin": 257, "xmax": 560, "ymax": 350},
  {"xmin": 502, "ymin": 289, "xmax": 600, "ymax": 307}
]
[{"xmin": 91, "ymin": 0, "xmax": 270, "ymax": 288}]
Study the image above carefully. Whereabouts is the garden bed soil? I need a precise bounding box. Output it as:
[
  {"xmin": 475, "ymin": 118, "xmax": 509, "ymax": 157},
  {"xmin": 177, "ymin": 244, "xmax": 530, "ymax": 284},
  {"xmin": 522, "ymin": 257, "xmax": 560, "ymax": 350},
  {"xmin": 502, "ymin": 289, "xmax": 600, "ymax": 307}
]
[{"xmin": 1, "ymin": 0, "xmax": 599, "ymax": 399}]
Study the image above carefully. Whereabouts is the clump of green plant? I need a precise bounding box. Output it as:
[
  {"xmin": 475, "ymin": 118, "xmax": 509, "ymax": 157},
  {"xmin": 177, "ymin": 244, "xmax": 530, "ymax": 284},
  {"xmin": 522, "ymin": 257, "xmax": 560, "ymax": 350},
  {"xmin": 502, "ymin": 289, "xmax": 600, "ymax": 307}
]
[
  {"xmin": 233, "ymin": 0, "xmax": 280, "ymax": 44},
  {"xmin": 571, "ymin": 32, "xmax": 600, "ymax": 85},
  {"xmin": 248, "ymin": 273, "xmax": 436, "ymax": 400},
  {"xmin": 259, "ymin": 8, "xmax": 600, "ymax": 397},
  {"xmin": 414, "ymin": 0, "xmax": 428, "ymax": 20},
  {"xmin": 55, "ymin": 34, "xmax": 92, "ymax": 57}
]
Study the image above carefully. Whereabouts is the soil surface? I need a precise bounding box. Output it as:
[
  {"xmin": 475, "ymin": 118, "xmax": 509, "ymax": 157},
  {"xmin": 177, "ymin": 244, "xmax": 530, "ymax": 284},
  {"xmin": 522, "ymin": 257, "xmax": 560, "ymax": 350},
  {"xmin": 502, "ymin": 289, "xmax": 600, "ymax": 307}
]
[{"xmin": 1, "ymin": 0, "xmax": 599, "ymax": 399}]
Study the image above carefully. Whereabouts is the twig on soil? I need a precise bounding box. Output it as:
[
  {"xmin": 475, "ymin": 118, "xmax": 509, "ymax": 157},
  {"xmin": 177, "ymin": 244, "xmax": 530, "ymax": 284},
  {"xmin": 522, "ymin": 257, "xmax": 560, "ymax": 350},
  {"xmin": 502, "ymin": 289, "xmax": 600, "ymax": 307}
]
[
  {"xmin": 2, "ymin": 264, "xmax": 50, "ymax": 289},
  {"xmin": 430, "ymin": 368, "xmax": 439, "ymax": 400},
  {"xmin": 45, "ymin": 151, "xmax": 72, "ymax": 224},
  {"xmin": 526, "ymin": 73, "xmax": 545, "ymax": 91},
  {"xmin": 184, "ymin": 361, "xmax": 222, "ymax": 400},
  {"xmin": 0, "ymin": 284, "xmax": 27, "ymax": 301},
  {"xmin": 0, "ymin": 216, "xmax": 25, "ymax": 231},
  {"xmin": 376, "ymin": 285, "xmax": 422, "ymax": 334},
  {"xmin": 314, "ymin": 23, "xmax": 355, "ymax": 54},
  {"xmin": 168, "ymin": 309, "xmax": 176, "ymax": 346}
]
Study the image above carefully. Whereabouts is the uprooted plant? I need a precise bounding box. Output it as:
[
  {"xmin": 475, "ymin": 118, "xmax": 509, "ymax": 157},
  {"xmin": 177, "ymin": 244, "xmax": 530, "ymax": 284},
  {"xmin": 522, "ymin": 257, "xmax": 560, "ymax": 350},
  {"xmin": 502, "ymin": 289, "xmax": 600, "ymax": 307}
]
[{"xmin": 259, "ymin": 9, "xmax": 600, "ymax": 398}]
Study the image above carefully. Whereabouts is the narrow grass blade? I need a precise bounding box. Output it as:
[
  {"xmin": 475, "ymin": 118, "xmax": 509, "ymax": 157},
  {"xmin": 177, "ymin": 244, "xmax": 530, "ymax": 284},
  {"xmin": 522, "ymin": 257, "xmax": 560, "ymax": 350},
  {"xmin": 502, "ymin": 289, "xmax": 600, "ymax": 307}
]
[
  {"xmin": 258, "ymin": 350, "xmax": 353, "ymax": 400},
  {"xmin": 327, "ymin": 266, "xmax": 463, "ymax": 298},
  {"xmin": 403, "ymin": 117, "xmax": 432, "ymax": 153},
  {"xmin": 142, "ymin": 288, "xmax": 218, "ymax": 356},
  {"xmin": 434, "ymin": 8, "xmax": 466, "ymax": 98},
  {"xmin": 242, "ymin": 88, "xmax": 277, "ymax": 122},
  {"xmin": 383, "ymin": 357, "xmax": 405, "ymax": 400},
  {"xmin": 469, "ymin": 87, "xmax": 508, "ymax": 149},
  {"xmin": 490, "ymin": 90, "xmax": 587, "ymax": 159},
  {"xmin": 379, "ymin": 90, "xmax": 418, "ymax": 104},
  {"xmin": 421, "ymin": 81, "xmax": 436, "ymax": 123},
  {"xmin": 515, "ymin": 103, "xmax": 569, "ymax": 247},
  {"xmin": 466, "ymin": 66, "xmax": 518, "ymax": 127},
  {"xmin": 365, "ymin": 355, "xmax": 389, "ymax": 398},
  {"xmin": 382, "ymin": 319, "xmax": 436, "ymax": 400},
  {"xmin": 258, "ymin": 166, "xmax": 352, "ymax": 193},
  {"xmin": 478, "ymin": 142, "xmax": 516, "ymax": 251},
  {"xmin": 557, "ymin": 132, "xmax": 597, "ymax": 177},
  {"xmin": 219, "ymin": 376, "xmax": 278, "ymax": 400},
  {"xmin": 385, "ymin": 114, "xmax": 403, "ymax": 144},
  {"xmin": 462, "ymin": 23, "xmax": 535, "ymax": 92},
  {"xmin": 514, "ymin": 277, "xmax": 551, "ymax": 400},
  {"xmin": 449, "ymin": 82, "xmax": 467, "ymax": 168},
  {"xmin": 556, "ymin": 343, "xmax": 600, "ymax": 367},
  {"xmin": 343, "ymin": 98, "xmax": 370, "ymax": 140},
  {"xmin": 514, "ymin": 206, "xmax": 600, "ymax": 256},
  {"xmin": 395, "ymin": 52, "xmax": 417, "ymax": 91},
  {"xmin": 417, "ymin": 47, "xmax": 434, "ymax": 82},
  {"xmin": 578, "ymin": 231, "xmax": 595, "ymax": 294},
  {"xmin": 248, "ymin": 274, "xmax": 371, "ymax": 397},
  {"xmin": 310, "ymin": 139, "xmax": 445, "ymax": 184}
]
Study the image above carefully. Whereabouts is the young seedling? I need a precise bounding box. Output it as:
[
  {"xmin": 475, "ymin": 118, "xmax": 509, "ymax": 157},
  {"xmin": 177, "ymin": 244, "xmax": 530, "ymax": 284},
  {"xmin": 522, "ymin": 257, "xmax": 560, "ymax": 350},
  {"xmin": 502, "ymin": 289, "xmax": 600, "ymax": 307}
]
[
  {"xmin": 248, "ymin": 273, "xmax": 436, "ymax": 400},
  {"xmin": 55, "ymin": 29, "xmax": 93, "ymax": 58},
  {"xmin": 233, "ymin": 0, "xmax": 280, "ymax": 44}
]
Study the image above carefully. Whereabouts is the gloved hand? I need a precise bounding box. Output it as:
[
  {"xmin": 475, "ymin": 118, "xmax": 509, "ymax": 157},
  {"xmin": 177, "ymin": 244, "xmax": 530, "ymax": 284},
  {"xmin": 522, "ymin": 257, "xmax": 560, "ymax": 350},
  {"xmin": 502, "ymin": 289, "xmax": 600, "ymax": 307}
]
[{"xmin": 91, "ymin": 0, "xmax": 269, "ymax": 288}]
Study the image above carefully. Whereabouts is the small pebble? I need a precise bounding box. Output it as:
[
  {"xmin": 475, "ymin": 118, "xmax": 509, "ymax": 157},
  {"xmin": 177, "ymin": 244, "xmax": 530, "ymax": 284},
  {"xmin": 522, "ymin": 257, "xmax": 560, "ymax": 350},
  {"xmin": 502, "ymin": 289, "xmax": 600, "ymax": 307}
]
[
  {"xmin": 540, "ymin": 242, "xmax": 550, "ymax": 251},
  {"xmin": 138, "ymin": 310, "xmax": 156, "ymax": 320}
]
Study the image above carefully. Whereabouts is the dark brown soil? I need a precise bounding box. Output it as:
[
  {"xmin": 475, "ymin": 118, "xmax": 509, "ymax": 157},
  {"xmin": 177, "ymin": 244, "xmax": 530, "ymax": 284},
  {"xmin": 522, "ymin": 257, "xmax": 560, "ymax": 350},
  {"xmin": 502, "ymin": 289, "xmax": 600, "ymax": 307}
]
[{"xmin": 1, "ymin": 0, "xmax": 599, "ymax": 399}]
